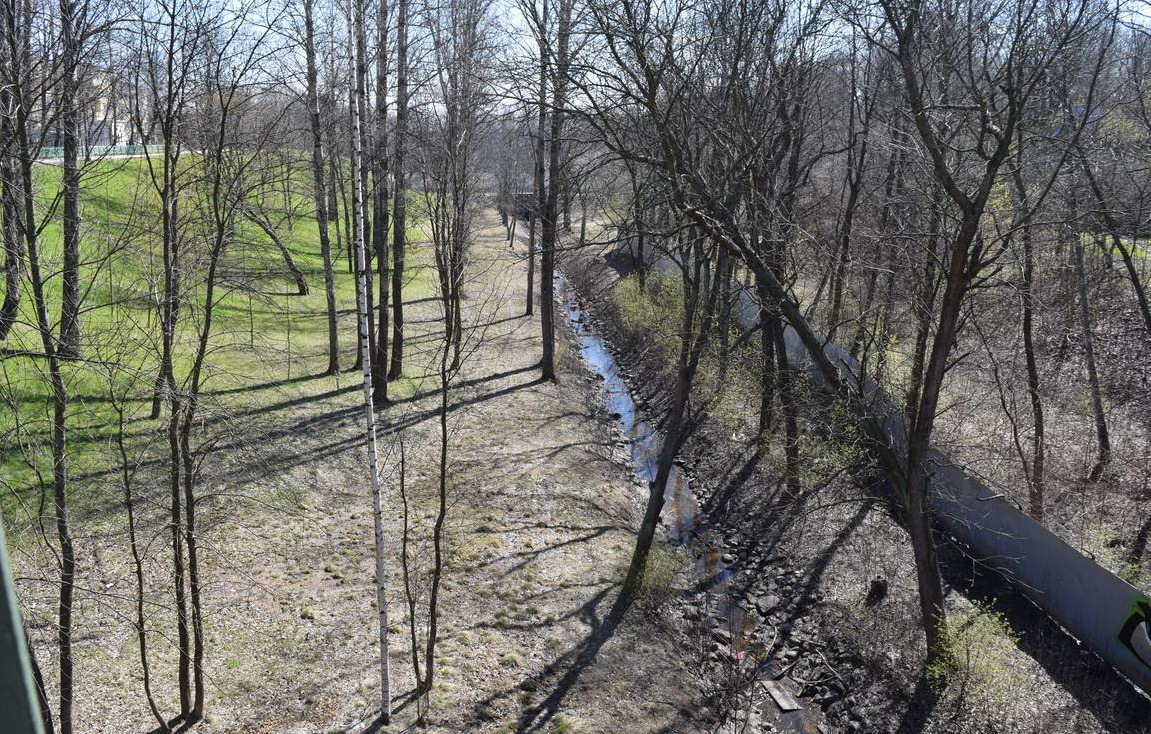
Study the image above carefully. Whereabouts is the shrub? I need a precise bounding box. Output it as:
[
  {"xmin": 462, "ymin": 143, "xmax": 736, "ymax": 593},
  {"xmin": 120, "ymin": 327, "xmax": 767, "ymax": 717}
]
[
  {"xmin": 927, "ymin": 601, "xmax": 1022, "ymax": 725},
  {"xmin": 500, "ymin": 653, "xmax": 521, "ymax": 668},
  {"xmin": 633, "ymin": 545, "xmax": 683, "ymax": 614}
]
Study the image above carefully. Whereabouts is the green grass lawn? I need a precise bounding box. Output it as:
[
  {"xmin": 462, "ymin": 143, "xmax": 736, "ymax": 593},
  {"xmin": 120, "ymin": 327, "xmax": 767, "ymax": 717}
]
[{"xmin": 0, "ymin": 155, "xmax": 432, "ymax": 517}]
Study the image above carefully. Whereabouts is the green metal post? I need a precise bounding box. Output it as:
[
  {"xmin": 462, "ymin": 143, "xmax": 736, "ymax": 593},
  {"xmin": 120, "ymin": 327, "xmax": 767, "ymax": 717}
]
[{"xmin": 0, "ymin": 521, "xmax": 46, "ymax": 733}]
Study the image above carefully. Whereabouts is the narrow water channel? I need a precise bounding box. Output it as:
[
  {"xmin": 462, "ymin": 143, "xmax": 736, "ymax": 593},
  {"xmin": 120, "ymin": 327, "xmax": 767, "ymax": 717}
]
[
  {"xmin": 556, "ymin": 274, "xmax": 823, "ymax": 734},
  {"xmin": 555, "ymin": 276, "xmax": 749, "ymax": 632},
  {"xmin": 556, "ymin": 275, "xmax": 696, "ymax": 540}
]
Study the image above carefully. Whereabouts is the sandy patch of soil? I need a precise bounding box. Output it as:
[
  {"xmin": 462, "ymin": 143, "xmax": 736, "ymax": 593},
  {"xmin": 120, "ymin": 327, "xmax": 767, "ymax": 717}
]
[{"xmin": 16, "ymin": 212, "xmax": 702, "ymax": 734}]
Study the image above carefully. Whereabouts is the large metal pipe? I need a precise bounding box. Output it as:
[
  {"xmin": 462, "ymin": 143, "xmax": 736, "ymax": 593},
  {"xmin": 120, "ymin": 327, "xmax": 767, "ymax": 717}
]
[
  {"xmin": 622, "ymin": 242, "xmax": 1151, "ymax": 696},
  {"xmin": 778, "ymin": 315, "xmax": 1151, "ymax": 697}
]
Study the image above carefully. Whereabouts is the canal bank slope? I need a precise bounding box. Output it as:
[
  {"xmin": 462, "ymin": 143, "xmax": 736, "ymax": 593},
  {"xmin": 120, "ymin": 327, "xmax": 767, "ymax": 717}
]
[{"xmin": 557, "ymin": 238, "xmax": 1151, "ymax": 734}]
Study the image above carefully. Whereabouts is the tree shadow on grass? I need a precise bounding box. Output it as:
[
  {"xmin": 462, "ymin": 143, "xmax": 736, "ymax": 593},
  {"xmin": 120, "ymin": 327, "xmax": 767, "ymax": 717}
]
[
  {"xmin": 514, "ymin": 591, "xmax": 635, "ymax": 733},
  {"xmin": 203, "ymin": 371, "xmax": 321, "ymax": 397},
  {"xmin": 386, "ymin": 363, "xmax": 538, "ymax": 409},
  {"xmin": 382, "ymin": 373, "xmax": 546, "ymax": 434},
  {"xmin": 894, "ymin": 671, "xmax": 942, "ymax": 734},
  {"xmin": 340, "ymin": 687, "xmax": 422, "ymax": 734}
]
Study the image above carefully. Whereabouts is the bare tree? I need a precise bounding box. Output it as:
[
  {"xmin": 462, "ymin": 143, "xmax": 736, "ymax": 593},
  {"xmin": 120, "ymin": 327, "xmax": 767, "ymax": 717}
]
[
  {"xmin": 407, "ymin": 0, "xmax": 497, "ymax": 715},
  {"xmin": 388, "ymin": 0, "xmax": 410, "ymax": 382},
  {"xmin": 521, "ymin": 0, "xmax": 573, "ymax": 380},
  {"xmin": 303, "ymin": 0, "xmax": 341, "ymax": 375},
  {"xmin": 57, "ymin": 0, "xmax": 92, "ymax": 358},
  {"xmin": 3, "ymin": 0, "xmax": 77, "ymax": 725},
  {"xmin": 349, "ymin": 0, "xmax": 392, "ymax": 720},
  {"xmin": 373, "ymin": 0, "xmax": 392, "ymax": 403}
]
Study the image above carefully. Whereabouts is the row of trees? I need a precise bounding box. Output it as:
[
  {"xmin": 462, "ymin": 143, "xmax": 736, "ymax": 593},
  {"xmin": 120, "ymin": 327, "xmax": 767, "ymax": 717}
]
[
  {"xmin": 0, "ymin": 0, "xmax": 513, "ymax": 728},
  {"xmin": 548, "ymin": 0, "xmax": 1149, "ymax": 674},
  {"xmin": 5, "ymin": 0, "xmax": 1151, "ymax": 726}
]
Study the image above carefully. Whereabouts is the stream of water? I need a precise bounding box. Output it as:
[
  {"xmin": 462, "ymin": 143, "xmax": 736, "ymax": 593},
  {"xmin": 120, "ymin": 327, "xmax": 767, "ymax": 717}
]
[
  {"xmin": 556, "ymin": 274, "xmax": 823, "ymax": 733},
  {"xmin": 556, "ymin": 274, "xmax": 744, "ymax": 616},
  {"xmin": 556, "ymin": 276, "xmax": 696, "ymax": 540}
]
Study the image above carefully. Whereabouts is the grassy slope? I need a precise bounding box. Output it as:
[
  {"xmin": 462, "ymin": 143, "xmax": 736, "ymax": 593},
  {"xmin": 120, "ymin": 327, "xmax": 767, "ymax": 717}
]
[{"xmin": 0, "ymin": 155, "xmax": 431, "ymax": 520}]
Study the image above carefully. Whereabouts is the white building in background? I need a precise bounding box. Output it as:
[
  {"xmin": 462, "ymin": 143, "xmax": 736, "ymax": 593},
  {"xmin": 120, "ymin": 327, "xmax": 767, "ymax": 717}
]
[{"xmin": 83, "ymin": 71, "xmax": 134, "ymax": 148}]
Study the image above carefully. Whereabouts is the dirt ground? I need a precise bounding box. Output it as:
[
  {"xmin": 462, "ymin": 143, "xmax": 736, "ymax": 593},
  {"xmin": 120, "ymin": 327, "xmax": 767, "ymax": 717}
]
[
  {"xmin": 561, "ymin": 243, "xmax": 1151, "ymax": 734},
  {"xmin": 21, "ymin": 208, "xmax": 1151, "ymax": 734},
  {"xmin": 16, "ymin": 211, "xmax": 704, "ymax": 734}
]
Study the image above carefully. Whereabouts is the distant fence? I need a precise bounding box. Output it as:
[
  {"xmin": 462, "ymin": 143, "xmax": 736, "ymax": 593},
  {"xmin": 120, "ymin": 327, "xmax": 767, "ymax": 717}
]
[{"xmin": 37, "ymin": 144, "xmax": 165, "ymax": 160}]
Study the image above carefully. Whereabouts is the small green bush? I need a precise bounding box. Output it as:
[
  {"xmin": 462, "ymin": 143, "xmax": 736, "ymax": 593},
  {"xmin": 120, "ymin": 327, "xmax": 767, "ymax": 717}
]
[
  {"xmin": 927, "ymin": 602, "xmax": 1022, "ymax": 723},
  {"xmin": 633, "ymin": 545, "xmax": 682, "ymax": 614},
  {"xmin": 500, "ymin": 652, "xmax": 521, "ymax": 668},
  {"xmin": 614, "ymin": 274, "xmax": 681, "ymax": 360}
]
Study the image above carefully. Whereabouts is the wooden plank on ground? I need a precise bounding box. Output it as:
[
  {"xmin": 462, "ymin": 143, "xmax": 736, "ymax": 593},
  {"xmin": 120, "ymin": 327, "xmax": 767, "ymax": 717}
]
[{"xmin": 762, "ymin": 678, "xmax": 803, "ymax": 712}]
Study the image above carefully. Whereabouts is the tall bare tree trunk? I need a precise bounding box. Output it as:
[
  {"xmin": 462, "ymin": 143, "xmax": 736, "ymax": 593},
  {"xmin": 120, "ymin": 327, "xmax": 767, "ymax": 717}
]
[
  {"xmin": 631, "ymin": 167, "xmax": 646, "ymax": 293},
  {"xmin": 352, "ymin": 0, "xmax": 376, "ymax": 388},
  {"xmin": 539, "ymin": 0, "xmax": 572, "ymax": 382},
  {"xmin": 114, "ymin": 398, "xmax": 168, "ymax": 733},
  {"xmin": 422, "ymin": 333, "xmax": 451, "ymax": 710},
  {"xmin": 715, "ymin": 247, "xmax": 731, "ymax": 392},
  {"xmin": 388, "ymin": 0, "xmax": 409, "ymax": 382},
  {"xmin": 621, "ymin": 247, "xmax": 719, "ymax": 599},
  {"xmin": 20, "ymin": 140, "xmax": 76, "ymax": 734},
  {"xmin": 146, "ymin": 10, "xmax": 184, "ymax": 422},
  {"xmin": 58, "ymin": 0, "xmax": 82, "ymax": 358},
  {"xmin": 350, "ymin": 2, "xmax": 391, "ymax": 718},
  {"xmin": 166, "ymin": 391, "xmax": 191, "ymax": 715},
  {"xmin": 773, "ymin": 319, "xmax": 801, "ymax": 495},
  {"xmin": 302, "ymin": 47, "xmax": 340, "ymax": 371},
  {"xmin": 0, "ymin": 19, "xmax": 22, "ymax": 342},
  {"xmin": 372, "ymin": 0, "xmax": 391, "ymax": 403},
  {"xmin": 527, "ymin": 19, "xmax": 546, "ymax": 318},
  {"xmin": 850, "ymin": 125, "xmax": 906, "ymax": 360},
  {"xmin": 756, "ymin": 271, "xmax": 775, "ymax": 437},
  {"xmin": 826, "ymin": 51, "xmax": 871, "ymax": 343},
  {"xmin": 1010, "ymin": 158, "xmax": 1046, "ymax": 521},
  {"xmin": 1074, "ymin": 235, "xmax": 1111, "ymax": 482},
  {"xmin": 0, "ymin": 143, "xmax": 22, "ymax": 341},
  {"xmin": 526, "ymin": 209, "xmax": 537, "ymax": 315}
]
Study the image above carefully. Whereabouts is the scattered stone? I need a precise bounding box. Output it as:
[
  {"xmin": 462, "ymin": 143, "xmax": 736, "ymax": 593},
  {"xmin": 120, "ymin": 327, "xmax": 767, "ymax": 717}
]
[
  {"xmin": 756, "ymin": 594, "xmax": 781, "ymax": 615},
  {"xmin": 819, "ymin": 686, "xmax": 841, "ymax": 705}
]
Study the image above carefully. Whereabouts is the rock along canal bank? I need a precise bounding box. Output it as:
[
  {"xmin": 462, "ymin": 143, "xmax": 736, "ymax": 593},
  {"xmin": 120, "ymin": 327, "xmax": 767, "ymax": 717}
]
[{"xmin": 556, "ymin": 273, "xmax": 827, "ymax": 734}]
